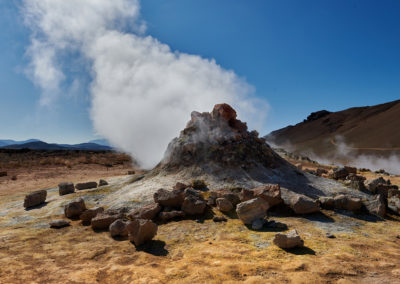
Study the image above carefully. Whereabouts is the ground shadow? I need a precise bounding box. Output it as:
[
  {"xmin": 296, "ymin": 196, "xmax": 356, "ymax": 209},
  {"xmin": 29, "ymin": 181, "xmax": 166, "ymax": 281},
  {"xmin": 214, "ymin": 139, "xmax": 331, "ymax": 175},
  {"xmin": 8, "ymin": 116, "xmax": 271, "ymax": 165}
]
[
  {"xmin": 221, "ymin": 209, "xmax": 239, "ymax": 219},
  {"xmin": 245, "ymin": 220, "xmax": 288, "ymax": 232},
  {"xmin": 303, "ymin": 212, "xmax": 335, "ymax": 223},
  {"xmin": 112, "ymin": 235, "xmax": 129, "ymax": 242},
  {"xmin": 283, "ymin": 246, "xmax": 316, "ymax": 255},
  {"xmin": 25, "ymin": 201, "xmax": 48, "ymax": 211},
  {"xmin": 135, "ymin": 240, "xmax": 168, "ymax": 256},
  {"xmin": 334, "ymin": 209, "xmax": 382, "ymax": 222}
]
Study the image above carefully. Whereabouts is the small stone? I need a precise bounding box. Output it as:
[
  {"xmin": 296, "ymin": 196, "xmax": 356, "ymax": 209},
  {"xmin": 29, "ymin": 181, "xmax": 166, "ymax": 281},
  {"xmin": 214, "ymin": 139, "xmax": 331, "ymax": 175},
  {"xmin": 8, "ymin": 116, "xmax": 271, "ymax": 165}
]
[
  {"xmin": 58, "ymin": 182, "xmax": 75, "ymax": 196},
  {"xmin": 99, "ymin": 179, "xmax": 108, "ymax": 186},
  {"xmin": 24, "ymin": 190, "xmax": 47, "ymax": 208},
  {"xmin": 75, "ymin": 181, "xmax": 97, "ymax": 190},
  {"xmin": 109, "ymin": 219, "xmax": 128, "ymax": 237},
  {"xmin": 49, "ymin": 220, "xmax": 70, "ymax": 228},
  {"xmin": 64, "ymin": 198, "xmax": 86, "ymax": 218},
  {"xmin": 91, "ymin": 213, "xmax": 121, "ymax": 230},
  {"xmin": 80, "ymin": 207, "xmax": 104, "ymax": 223},
  {"xmin": 127, "ymin": 219, "xmax": 158, "ymax": 246}
]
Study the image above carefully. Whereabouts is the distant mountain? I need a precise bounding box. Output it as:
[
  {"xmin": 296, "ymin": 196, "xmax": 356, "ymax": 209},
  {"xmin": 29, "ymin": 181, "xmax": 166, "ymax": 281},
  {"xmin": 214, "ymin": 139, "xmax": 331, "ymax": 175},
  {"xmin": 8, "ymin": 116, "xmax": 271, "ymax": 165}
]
[
  {"xmin": 0, "ymin": 139, "xmax": 40, "ymax": 147},
  {"xmin": 88, "ymin": 139, "xmax": 111, "ymax": 147},
  {"xmin": 2, "ymin": 141, "xmax": 112, "ymax": 151},
  {"xmin": 265, "ymin": 99, "xmax": 400, "ymax": 159}
]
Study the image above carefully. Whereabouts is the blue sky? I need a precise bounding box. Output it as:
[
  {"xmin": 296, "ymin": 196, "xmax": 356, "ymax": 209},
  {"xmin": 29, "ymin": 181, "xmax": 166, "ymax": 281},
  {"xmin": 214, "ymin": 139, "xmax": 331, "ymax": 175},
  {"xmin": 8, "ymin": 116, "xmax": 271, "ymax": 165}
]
[{"xmin": 1, "ymin": 0, "xmax": 399, "ymax": 143}]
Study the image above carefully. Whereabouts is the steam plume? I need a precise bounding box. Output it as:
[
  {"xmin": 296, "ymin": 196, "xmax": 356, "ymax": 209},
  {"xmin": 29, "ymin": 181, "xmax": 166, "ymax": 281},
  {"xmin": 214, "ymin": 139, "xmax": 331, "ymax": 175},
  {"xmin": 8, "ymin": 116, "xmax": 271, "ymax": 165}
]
[{"xmin": 22, "ymin": 0, "xmax": 268, "ymax": 168}]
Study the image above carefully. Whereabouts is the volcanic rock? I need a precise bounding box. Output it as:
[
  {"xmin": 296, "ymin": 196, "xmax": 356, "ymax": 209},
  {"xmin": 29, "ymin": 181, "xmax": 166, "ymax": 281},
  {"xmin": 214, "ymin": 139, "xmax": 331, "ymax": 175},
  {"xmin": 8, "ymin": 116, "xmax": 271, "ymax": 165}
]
[
  {"xmin": 128, "ymin": 203, "xmax": 161, "ymax": 220},
  {"xmin": 365, "ymin": 177, "xmax": 388, "ymax": 194},
  {"xmin": 333, "ymin": 195, "xmax": 362, "ymax": 212},
  {"xmin": 109, "ymin": 219, "xmax": 128, "ymax": 237},
  {"xmin": 154, "ymin": 188, "xmax": 184, "ymax": 207},
  {"xmin": 319, "ymin": 196, "xmax": 335, "ymax": 209},
  {"xmin": 24, "ymin": 190, "xmax": 47, "ymax": 208},
  {"xmin": 75, "ymin": 181, "xmax": 97, "ymax": 190},
  {"xmin": 253, "ymin": 184, "xmax": 282, "ymax": 207},
  {"xmin": 273, "ymin": 229, "xmax": 304, "ymax": 249},
  {"xmin": 91, "ymin": 213, "xmax": 122, "ymax": 230},
  {"xmin": 216, "ymin": 198, "xmax": 233, "ymax": 212},
  {"xmin": 173, "ymin": 182, "xmax": 189, "ymax": 191},
  {"xmin": 158, "ymin": 210, "xmax": 185, "ymax": 222},
  {"xmin": 236, "ymin": 197, "xmax": 269, "ymax": 224},
  {"xmin": 127, "ymin": 219, "xmax": 158, "ymax": 246},
  {"xmin": 329, "ymin": 167, "xmax": 350, "ymax": 180},
  {"xmin": 289, "ymin": 194, "xmax": 320, "ymax": 214},
  {"xmin": 49, "ymin": 220, "xmax": 70, "ymax": 228},
  {"xmin": 213, "ymin": 190, "xmax": 240, "ymax": 206},
  {"xmin": 239, "ymin": 188, "xmax": 255, "ymax": 202},
  {"xmin": 99, "ymin": 179, "xmax": 108, "ymax": 186},
  {"xmin": 80, "ymin": 207, "xmax": 104, "ymax": 223},
  {"xmin": 364, "ymin": 195, "xmax": 386, "ymax": 218},
  {"xmin": 182, "ymin": 194, "xmax": 207, "ymax": 215},
  {"xmin": 58, "ymin": 182, "xmax": 75, "ymax": 195},
  {"xmin": 64, "ymin": 198, "xmax": 86, "ymax": 218}
]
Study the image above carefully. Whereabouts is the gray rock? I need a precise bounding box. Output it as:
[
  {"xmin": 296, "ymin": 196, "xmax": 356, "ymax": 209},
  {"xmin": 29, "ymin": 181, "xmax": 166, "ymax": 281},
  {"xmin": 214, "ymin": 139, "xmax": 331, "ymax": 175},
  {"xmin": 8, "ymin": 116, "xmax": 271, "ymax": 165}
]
[
  {"xmin": 49, "ymin": 219, "xmax": 70, "ymax": 228},
  {"xmin": 289, "ymin": 194, "xmax": 320, "ymax": 214},
  {"xmin": 58, "ymin": 182, "xmax": 75, "ymax": 196},
  {"xmin": 24, "ymin": 190, "xmax": 47, "ymax": 208},
  {"xmin": 273, "ymin": 229, "xmax": 304, "ymax": 249},
  {"xmin": 364, "ymin": 195, "xmax": 386, "ymax": 218},
  {"xmin": 109, "ymin": 219, "xmax": 128, "ymax": 237},
  {"xmin": 80, "ymin": 207, "xmax": 104, "ymax": 223},
  {"xmin": 75, "ymin": 181, "xmax": 97, "ymax": 190},
  {"xmin": 216, "ymin": 197, "xmax": 233, "ymax": 212},
  {"xmin": 154, "ymin": 188, "xmax": 185, "ymax": 207},
  {"xmin": 236, "ymin": 197, "xmax": 269, "ymax": 224},
  {"xmin": 128, "ymin": 203, "xmax": 161, "ymax": 220},
  {"xmin": 64, "ymin": 198, "xmax": 87, "ymax": 218},
  {"xmin": 333, "ymin": 195, "xmax": 362, "ymax": 212},
  {"xmin": 127, "ymin": 219, "xmax": 158, "ymax": 246}
]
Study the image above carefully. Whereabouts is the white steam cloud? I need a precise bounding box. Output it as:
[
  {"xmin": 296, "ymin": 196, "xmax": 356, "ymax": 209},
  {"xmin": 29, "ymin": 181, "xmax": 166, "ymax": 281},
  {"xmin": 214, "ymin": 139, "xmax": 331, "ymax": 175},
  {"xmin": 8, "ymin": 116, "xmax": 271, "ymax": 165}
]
[{"xmin": 22, "ymin": 0, "xmax": 268, "ymax": 168}]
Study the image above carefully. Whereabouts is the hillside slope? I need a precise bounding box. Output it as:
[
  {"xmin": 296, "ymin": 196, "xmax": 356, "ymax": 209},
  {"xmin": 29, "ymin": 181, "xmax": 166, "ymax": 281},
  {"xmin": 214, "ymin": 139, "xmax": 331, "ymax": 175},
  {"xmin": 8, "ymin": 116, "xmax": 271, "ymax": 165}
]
[{"xmin": 266, "ymin": 100, "xmax": 400, "ymax": 159}]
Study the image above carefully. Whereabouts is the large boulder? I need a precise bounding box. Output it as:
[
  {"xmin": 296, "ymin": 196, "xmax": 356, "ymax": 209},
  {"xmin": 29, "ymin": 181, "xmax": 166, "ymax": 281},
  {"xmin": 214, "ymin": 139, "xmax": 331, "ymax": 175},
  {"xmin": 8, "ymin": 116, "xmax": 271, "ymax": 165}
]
[
  {"xmin": 128, "ymin": 203, "xmax": 161, "ymax": 220},
  {"xmin": 216, "ymin": 198, "xmax": 233, "ymax": 212},
  {"xmin": 365, "ymin": 177, "xmax": 388, "ymax": 194},
  {"xmin": 91, "ymin": 212, "xmax": 121, "ymax": 230},
  {"xmin": 253, "ymin": 184, "xmax": 282, "ymax": 207},
  {"xmin": 64, "ymin": 198, "xmax": 86, "ymax": 218},
  {"xmin": 181, "ymin": 193, "xmax": 207, "ymax": 215},
  {"xmin": 273, "ymin": 229, "xmax": 304, "ymax": 249},
  {"xmin": 127, "ymin": 219, "xmax": 158, "ymax": 246},
  {"xmin": 75, "ymin": 181, "xmax": 97, "ymax": 190},
  {"xmin": 24, "ymin": 190, "xmax": 47, "ymax": 208},
  {"xmin": 80, "ymin": 207, "xmax": 104, "ymax": 223},
  {"xmin": 154, "ymin": 188, "xmax": 184, "ymax": 207},
  {"xmin": 58, "ymin": 182, "xmax": 75, "ymax": 196},
  {"xmin": 158, "ymin": 210, "xmax": 185, "ymax": 222},
  {"xmin": 109, "ymin": 219, "xmax": 128, "ymax": 237},
  {"xmin": 236, "ymin": 197, "xmax": 269, "ymax": 224},
  {"xmin": 364, "ymin": 195, "xmax": 386, "ymax": 218},
  {"xmin": 289, "ymin": 194, "xmax": 320, "ymax": 214},
  {"xmin": 333, "ymin": 195, "xmax": 362, "ymax": 212}
]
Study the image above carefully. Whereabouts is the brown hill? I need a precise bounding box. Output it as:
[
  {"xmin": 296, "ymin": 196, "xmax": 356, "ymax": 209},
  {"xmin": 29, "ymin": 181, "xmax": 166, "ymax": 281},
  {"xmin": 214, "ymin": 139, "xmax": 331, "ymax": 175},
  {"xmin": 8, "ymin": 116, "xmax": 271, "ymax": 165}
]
[{"xmin": 266, "ymin": 100, "xmax": 400, "ymax": 159}]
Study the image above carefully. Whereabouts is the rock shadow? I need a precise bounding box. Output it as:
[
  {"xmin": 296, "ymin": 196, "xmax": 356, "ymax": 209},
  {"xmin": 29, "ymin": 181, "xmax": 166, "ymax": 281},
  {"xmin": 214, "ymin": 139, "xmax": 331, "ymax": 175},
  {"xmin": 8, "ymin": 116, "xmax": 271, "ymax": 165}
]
[
  {"xmin": 283, "ymin": 246, "xmax": 316, "ymax": 255},
  {"xmin": 303, "ymin": 212, "xmax": 335, "ymax": 223},
  {"xmin": 25, "ymin": 202, "xmax": 48, "ymax": 211},
  {"xmin": 135, "ymin": 240, "xmax": 168, "ymax": 256}
]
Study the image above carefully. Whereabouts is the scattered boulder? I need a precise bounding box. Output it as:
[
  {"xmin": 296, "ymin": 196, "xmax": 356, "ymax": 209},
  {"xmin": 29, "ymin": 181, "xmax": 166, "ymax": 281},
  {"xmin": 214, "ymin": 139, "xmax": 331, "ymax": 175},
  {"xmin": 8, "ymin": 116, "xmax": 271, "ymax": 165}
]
[
  {"xmin": 319, "ymin": 196, "xmax": 335, "ymax": 209},
  {"xmin": 99, "ymin": 179, "xmax": 108, "ymax": 186},
  {"xmin": 75, "ymin": 181, "xmax": 97, "ymax": 190},
  {"xmin": 239, "ymin": 188, "xmax": 255, "ymax": 202},
  {"xmin": 173, "ymin": 182, "xmax": 189, "ymax": 191},
  {"xmin": 364, "ymin": 195, "xmax": 386, "ymax": 218},
  {"xmin": 388, "ymin": 195, "xmax": 400, "ymax": 214},
  {"xmin": 91, "ymin": 212, "xmax": 121, "ymax": 230},
  {"xmin": 213, "ymin": 216, "xmax": 227, "ymax": 222},
  {"xmin": 154, "ymin": 188, "xmax": 184, "ymax": 207},
  {"xmin": 182, "ymin": 193, "xmax": 207, "ymax": 215},
  {"xmin": 64, "ymin": 198, "xmax": 87, "ymax": 218},
  {"xmin": 253, "ymin": 184, "xmax": 282, "ymax": 207},
  {"xmin": 109, "ymin": 219, "xmax": 128, "ymax": 237},
  {"xmin": 128, "ymin": 203, "xmax": 161, "ymax": 220},
  {"xmin": 273, "ymin": 229, "xmax": 304, "ymax": 249},
  {"xmin": 289, "ymin": 194, "xmax": 320, "ymax": 214},
  {"xmin": 158, "ymin": 210, "xmax": 185, "ymax": 222},
  {"xmin": 216, "ymin": 198, "xmax": 233, "ymax": 212},
  {"xmin": 333, "ymin": 195, "xmax": 362, "ymax": 212},
  {"xmin": 236, "ymin": 197, "xmax": 269, "ymax": 224},
  {"xmin": 58, "ymin": 182, "xmax": 75, "ymax": 196},
  {"xmin": 80, "ymin": 207, "xmax": 104, "ymax": 223},
  {"xmin": 127, "ymin": 219, "xmax": 158, "ymax": 246},
  {"xmin": 49, "ymin": 219, "xmax": 70, "ymax": 228},
  {"xmin": 24, "ymin": 190, "xmax": 47, "ymax": 208},
  {"xmin": 251, "ymin": 218, "xmax": 266, "ymax": 230}
]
